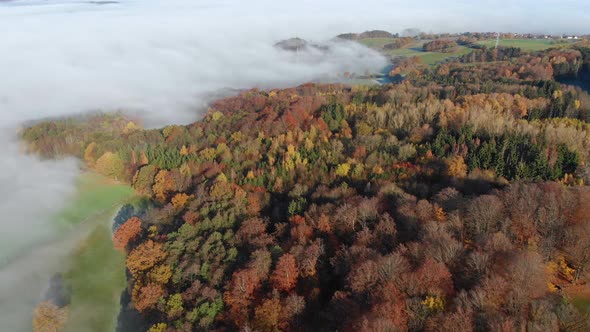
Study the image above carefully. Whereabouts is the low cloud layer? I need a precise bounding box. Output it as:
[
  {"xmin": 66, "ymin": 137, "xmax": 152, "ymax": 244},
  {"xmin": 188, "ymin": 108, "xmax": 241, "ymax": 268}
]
[
  {"xmin": 0, "ymin": 133, "xmax": 78, "ymax": 264},
  {"xmin": 0, "ymin": 131, "xmax": 79, "ymax": 331},
  {"xmin": 0, "ymin": 0, "xmax": 388, "ymax": 126}
]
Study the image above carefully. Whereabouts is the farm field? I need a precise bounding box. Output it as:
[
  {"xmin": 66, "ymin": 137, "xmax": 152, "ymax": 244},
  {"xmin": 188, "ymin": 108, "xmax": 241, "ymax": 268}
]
[
  {"xmin": 358, "ymin": 37, "xmax": 573, "ymax": 66},
  {"xmin": 359, "ymin": 38, "xmax": 472, "ymax": 64},
  {"xmin": 475, "ymin": 38, "xmax": 569, "ymax": 51}
]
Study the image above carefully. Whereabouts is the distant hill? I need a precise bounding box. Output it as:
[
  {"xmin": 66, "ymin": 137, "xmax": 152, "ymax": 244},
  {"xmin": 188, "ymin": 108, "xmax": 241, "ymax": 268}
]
[
  {"xmin": 274, "ymin": 37, "xmax": 309, "ymax": 51},
  {"xmin": 274, "ymin": 37, "xmax": 328, "ymax": 52},
  {"xmin": 359, "ymin": 30, "xmax": 394, "ymax": 39},
  {"xmin": 337, "ymin": 30, "xmax": 395, "ymax": 40}
]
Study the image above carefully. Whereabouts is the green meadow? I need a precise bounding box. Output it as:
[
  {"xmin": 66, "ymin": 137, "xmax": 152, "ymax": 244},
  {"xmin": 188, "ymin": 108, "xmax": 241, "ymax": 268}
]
[
  {"xmin": 56, "ymin": 172, "xmax": 136, "ymax": 332},
  {"xmin": 475, "ymin": 38, "xmax": 567, "ymax": 51},
  {"xmin": 359, "ymin": 38, "xmax": 473, "ymax": 65},
  {"xmin": 54, "ymin": 173, "xmax": 135, "ymax": 227},
  {"xmin": 358, "ymin": 37, "xmax": 573, "ymax": 66}
]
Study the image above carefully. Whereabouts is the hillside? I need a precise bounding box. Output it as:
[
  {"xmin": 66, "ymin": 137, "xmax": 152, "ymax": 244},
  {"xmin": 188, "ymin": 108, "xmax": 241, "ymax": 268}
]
[
  {"xmin": 21, "ymin": 43, "xmax": 590, "ymax": 331},
  {"xmin": 341, "ymin": 30, "xmax": 577, "ymax": 66}
]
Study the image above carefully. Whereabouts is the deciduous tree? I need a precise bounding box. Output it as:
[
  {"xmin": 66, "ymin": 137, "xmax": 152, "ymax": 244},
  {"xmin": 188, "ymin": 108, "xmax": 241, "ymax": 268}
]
[
  {"xmin": 32, "ymin": 302, "xmax": 68, "ymax": 332},
  {"xmin": 271, "ymin": 253, "xmax": 299, "ymax": 292},
  {"xmin": 113, "ymin": 216, "xmax": 142, "ymax": 252}
]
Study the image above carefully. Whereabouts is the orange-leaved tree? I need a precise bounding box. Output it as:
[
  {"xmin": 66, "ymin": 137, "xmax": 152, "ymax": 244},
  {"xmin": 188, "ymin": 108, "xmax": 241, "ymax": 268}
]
[
  {"xmin": 271, "ymin": 253, "xmax": 299, "ymax": 292},
  {"xmin": 113, "ymin": 216, "xmax": 142, "ymax": 252},
  {"xmin": 126, "ymin": 240, "xmax": 167, "ymax": 277}
]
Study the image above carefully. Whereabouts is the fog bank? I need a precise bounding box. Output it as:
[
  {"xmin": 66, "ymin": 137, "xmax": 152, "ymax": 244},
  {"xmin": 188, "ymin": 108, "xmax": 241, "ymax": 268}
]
[
  {"xmin": 0, "ymin": 0, "xmax": 388, "ymax": 126},
  {"xmin": 0, "ymin": 132, "xmax": 79, "ymax": 264}
]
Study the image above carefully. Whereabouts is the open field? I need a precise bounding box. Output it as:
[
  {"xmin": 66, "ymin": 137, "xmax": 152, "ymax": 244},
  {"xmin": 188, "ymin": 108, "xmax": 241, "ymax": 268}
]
[
  {"xmin": 55, "ymin": 172, "xmax": 135, "ymax": 227},
  {"xmin": 0, "ymin": 172, "xmax": 136, "ymax": 332},
  {"xmin": 385, "ymin": 44, "xmax": 472, "ymax": 65},
  {"xmin": 357, "ymin": 37, "xmax": 397, "ymax": 49},
  {"xmin": 358, "ymin": 38, "xmax": 574, "ymax": 66},
  {"xmin": 58, "ymin": 173, "xmax": 137, "ymax": 331},
  {"xmin": 62, "ymin": 224, "xmax": 127, "ymax": 332},
  {"xmin": 475, "ymin": 38, "xmax": 569, "ymax": 51},
  {"xmin": 1, "ymin": 173, "xmax": 134, "ymax": 264},
  {"xmin": 359, "ymin": 38, "xmax": 472, "ymax": 65},
  {"xmin": 412, "ymin": 47, "xmax": 472, "ymax": 65}
]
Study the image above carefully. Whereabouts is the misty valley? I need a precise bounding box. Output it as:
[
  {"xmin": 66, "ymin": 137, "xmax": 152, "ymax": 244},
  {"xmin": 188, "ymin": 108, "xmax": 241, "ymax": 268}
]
[{"xmin": 3, "ymin": 1, "xmax": 590, "ymax": 332}]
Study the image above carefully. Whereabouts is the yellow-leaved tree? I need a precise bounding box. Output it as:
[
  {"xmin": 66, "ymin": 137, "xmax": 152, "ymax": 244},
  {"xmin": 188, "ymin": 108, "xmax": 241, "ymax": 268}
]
[
  {"xmin": 335, "ymin": 163, "xmax": 351, "ymax": 177},
  {"xmin": 83, "ymin": 142, "xmax": 97, "ymax": 166},
  {"xmin": 32, "ymin": 301, "xmax": 68, "ymax": 332},
  {"xmin": 446, "ymin": 156, "xmax": 467, "ymax": 178},
  {"xmin": 95, "ymin": 151, "xmax": 125, "ymax": 180}
]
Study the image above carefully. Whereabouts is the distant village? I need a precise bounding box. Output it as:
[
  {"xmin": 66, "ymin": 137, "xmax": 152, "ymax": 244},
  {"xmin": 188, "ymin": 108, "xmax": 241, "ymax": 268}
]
[{"xmin": 403, "ymin": 31, "xmax": 587, "ymax": 41}]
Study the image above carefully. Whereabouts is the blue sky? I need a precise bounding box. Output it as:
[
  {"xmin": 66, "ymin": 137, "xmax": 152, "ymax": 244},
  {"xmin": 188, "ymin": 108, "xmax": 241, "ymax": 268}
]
[
  {"xmin": 2, "ymin": 0, "xmax": 590, "ymax": 35},
  {"xmin": 268, "ymin": 0, "xmax": 590, "ymax": 35}
]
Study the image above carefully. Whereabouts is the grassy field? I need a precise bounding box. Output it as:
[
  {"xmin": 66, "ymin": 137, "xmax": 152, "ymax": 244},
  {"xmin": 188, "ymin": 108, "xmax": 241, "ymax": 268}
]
[
  {"xmin": 385, "ymin": 44, "xmax": 472, "ymax": 65},
  {"xmin": 357, "ymin": 37, "xmax": 396, "ymax": 49},
  {"xmin": 62, "ymin": 224, "xmax": 127, "ymax": 332},
  {"xmin": 55, "ymin": 173, "xmax": 135, "ymax": 227},
  {"xmin": 358, "ymin": 37, "xmax": 573, "ymax": 67},
  {"xmin": 1, "ymin": 173, "xmax": 134, "ymax": 266},
  {"xmin": 475, "ymin": 38, "xmax": 566, "ymax": 51},
  {"xmin": 413, "ymin": 47, "xmax": 473, "ymax": 65},
  {"xmin": 55, "ymin": 172, "xmax": 136, "ymax": 332},
  {"xmin": 359, "ymin": 38, "xmax": 473, "ymax": 65}
]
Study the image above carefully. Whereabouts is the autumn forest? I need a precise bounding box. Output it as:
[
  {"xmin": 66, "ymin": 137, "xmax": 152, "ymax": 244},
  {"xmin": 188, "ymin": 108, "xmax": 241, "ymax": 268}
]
[{"xmin": 22, "ymin": 39, "xmax": 590, "ymax": 331}]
